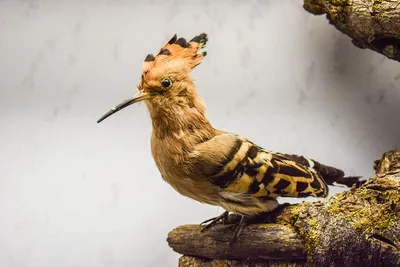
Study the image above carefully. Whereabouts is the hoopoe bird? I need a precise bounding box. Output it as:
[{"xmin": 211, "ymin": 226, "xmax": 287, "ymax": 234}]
[{"xmin": 97, "ymin": 33, "xmax": 362, "ymax": 243}]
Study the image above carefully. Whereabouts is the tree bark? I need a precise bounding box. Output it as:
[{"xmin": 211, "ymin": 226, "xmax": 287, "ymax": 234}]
[
  {"xmin": 303, "ymin": 0, "xmax": 400, "ymax": 62},
  {"xmin": 167, "ymin": 150, "xmax": 400, "ymax": 267}
]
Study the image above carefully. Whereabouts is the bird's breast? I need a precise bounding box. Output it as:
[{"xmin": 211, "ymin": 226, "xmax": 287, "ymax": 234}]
[
  {"xmin": 152, "ymin": 150, "xmax": 218, "ymax": 205},
  {"xmin": 150, "ymin": 131, "xmax": 220, "ymax": 205}
]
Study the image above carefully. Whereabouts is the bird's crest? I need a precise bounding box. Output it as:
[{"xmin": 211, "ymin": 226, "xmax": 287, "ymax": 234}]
[{"xmin": 142, "ymin": 33, "xmax": 208, "ymax": 74}]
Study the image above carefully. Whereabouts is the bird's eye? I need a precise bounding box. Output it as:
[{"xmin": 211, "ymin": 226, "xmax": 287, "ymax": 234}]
[{"xmin": 161, "ymin": 78, "xmax": 172, "ymax": 88}]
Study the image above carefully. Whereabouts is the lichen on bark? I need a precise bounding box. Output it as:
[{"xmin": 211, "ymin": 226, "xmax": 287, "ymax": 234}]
[{"xmin": 327, "ymin": 185, "xmax": 399, "ymax": 235}]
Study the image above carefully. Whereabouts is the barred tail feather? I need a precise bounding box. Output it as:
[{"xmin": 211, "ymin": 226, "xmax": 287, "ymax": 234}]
[{"xmin": 279, "ymin": 153, "xmax": 365, "ymax": 187}]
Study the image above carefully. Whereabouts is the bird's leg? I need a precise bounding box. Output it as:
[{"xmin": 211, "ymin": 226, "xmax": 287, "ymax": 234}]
[
  {"xmin": 200, "ymin": 211, "xmax": 230, "ymax": 232},
  {"xmin": 208, "ymin": 214, "xmax": 256, "ymax": 245},
  {"xmin": 201, "ymin": 204, "xmax": 292, "ymax": 242},
  {"xmin": 228, "ymin": 215, "xmax": 253, "ymax": 245},
  {"xmin": 227, "ymin": 203, "xmax": 292, "ymax": 245}
]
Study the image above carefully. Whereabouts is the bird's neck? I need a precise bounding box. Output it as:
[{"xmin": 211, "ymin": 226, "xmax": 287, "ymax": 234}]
[
  {"xmin": 148, "ymin": 95, "xmax": 218, "ymax": 178},
  {"xmin": 147, "ymin": 97, "xmax": 216, "ymax": 144}
]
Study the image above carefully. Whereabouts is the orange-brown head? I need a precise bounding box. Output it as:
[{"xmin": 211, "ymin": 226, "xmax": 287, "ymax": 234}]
[{"xmin": 97, "ymin": 33, "xmax": 209, "ymax": 136}]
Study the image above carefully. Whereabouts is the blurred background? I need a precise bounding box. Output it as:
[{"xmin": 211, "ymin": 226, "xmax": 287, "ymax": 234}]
[{"xmin": 0, "ymin": 0, "xmax": 399, "ymax": 266}]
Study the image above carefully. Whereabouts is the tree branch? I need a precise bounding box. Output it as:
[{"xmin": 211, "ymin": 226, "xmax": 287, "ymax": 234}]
[
  {"xmin": 167, "ymin": 150, "xmax": 400, "ymax": 267},
  {"xmin": 303, "ymin": 0, "xmax": 400, "ymax": 62},
  {"xmin": 168, "ymin": 224, "xmax": 306, "ymax": 260}
]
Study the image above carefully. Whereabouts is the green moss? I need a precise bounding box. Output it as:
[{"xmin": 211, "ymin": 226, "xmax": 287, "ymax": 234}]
[
  {"xmin": 330, "ymin": 6, "xmax": 346, "ymax": 23},
  {"xmin": 297, "ymin": 226, "xmax": 320, "ymax": 262},
  {"xmin": 276, "ymin": 204, "xmax": 302, "ymax": 225},
  {"xmin": 303, "ymin": 0, "xmax": 326, "ymax": 15},
  {"xmin": 295, "ymin": 216, "xmax": 323, "ymax": 262},
  {"xmin": 289, "ymin": 205, "xmax": 302, "ymax": 217},
  {"xmin": 305, "ymin": 230, "xmax": 320, "ymax": 250},
  {"xmin": 297, "ymin": 184, "xmax": 399, "ymax": 261},
  {"xmin": 327, "ymin": 202, "xmax": 340, "ymax": 215},
  {"xmin": 384, "ymin": 190, "xmax": 400, "ymax": 203},
  {"xmin": 372, "ymin": 0, "xmax": 383, "ymax": 13},
  {"xmin": 358, "ymin": 188, "xmax": 371, "ymax": 200},
  {"xmin": 358, "ymin": 187, "xmax": 380, "ymax": 202},
  {"xmin": 329, "ymin": 0, "xmax": 351, "ymax": 23},
  {"xmin": 383, "ymin": 45, "xmax": 395, "ymax": 58},
  {"xmin": 330, "ymin": 0, "xmax": 351, "ymax": 5},
  {"xmin": 307, "ymin": 218, "xmax": 321, "ymax": 230},
  {"xmin": 289, "ymin": 205, "xmax": 301, "ymax": 218},
  {"xmin": 350, "ymin": 205, "xmax": 396, "ymax": 234},
  {"xmin": 328, "ymin": 188, "xmax": 399, "ymax": 234},
  {"xmin": 257, "ymin": 224, "xmax": 277, "ymax": 229},
  {"xmin": 327, "ymin": 194, "xmax": 344, "ymax": 215}
]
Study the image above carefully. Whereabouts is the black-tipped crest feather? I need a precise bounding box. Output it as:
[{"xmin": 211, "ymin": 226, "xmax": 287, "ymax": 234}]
[
  {"xmin": 168, "ymin": 34, "xmax": 177, "ymax": 44},
  {"xmin": 175, "ymin": 37, "xmax": 190, "ymax": 48},
  {"xmin": 144, "ymin": 54, "xmax": 155, "ymax": 62},
  {"xmin": 190, "ymin": 33, "xmax": 208, "ymax": 44},
  {"xmin": 158, "ymin": 49, "xmax": 171, "ymax": 56}
]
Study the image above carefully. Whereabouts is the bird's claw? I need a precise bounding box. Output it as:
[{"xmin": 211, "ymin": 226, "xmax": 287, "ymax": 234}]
[
  {"xmin": 200, "ymin": 209, "xmax": 287, "ymax": 245},
  {"xmin": 200, "ymin": 211, "xmax": 230, "ymax": 232}
]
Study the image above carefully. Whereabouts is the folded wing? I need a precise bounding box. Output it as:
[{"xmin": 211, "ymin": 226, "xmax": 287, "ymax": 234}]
[{"xmin": 190, "ymin": 134, "xmax": 329, "ymax": 200}]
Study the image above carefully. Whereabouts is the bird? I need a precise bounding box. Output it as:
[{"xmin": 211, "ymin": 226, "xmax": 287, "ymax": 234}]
[{"xmin": 97, "ymin": 33, "xmax": 362, "ymax": 243}]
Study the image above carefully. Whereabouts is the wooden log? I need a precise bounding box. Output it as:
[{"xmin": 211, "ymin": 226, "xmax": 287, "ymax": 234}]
[
  {"xmin": 178, "ymin": 256, "xmax": 307, "ymax": 267},
  {"xmin": 168, "ymin": 224, "xmax": 306, "ymax": 260}
]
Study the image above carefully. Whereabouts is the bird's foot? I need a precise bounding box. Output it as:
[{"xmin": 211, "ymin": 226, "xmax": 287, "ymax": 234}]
[
  {"xmin": 200, "ymin": 211, "xmax": 230, "ymax": 232},
  {"xmin": 227, "ymin": 204, "xmax": 292, "ymax": 245},
  {"xmin": 205, "ymin": 214, "xmax": 257, "ymax": 245},
  {"xmin": 200, "ymin": 204, "xmax": 292, "ymax": 244}
]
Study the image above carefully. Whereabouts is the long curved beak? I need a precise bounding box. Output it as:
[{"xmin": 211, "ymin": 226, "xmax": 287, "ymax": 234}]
[{"xmin": 97, "ymin": 90, "xmax": 150, "ymax": 123}]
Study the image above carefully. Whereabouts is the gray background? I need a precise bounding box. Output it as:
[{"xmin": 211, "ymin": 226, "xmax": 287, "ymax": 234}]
[{"xmin": 0, "ymin": 1, "xmax": 399, "ymax": 266}]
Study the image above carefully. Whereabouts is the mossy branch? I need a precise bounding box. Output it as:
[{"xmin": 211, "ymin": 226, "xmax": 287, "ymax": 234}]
[
  {"xmin": 167, "ymin": 150, "xmax": 400, "ymax": 267},
  {"xmin": 303, "ymin": 0, "xmax": 400, "ymax": 62}
]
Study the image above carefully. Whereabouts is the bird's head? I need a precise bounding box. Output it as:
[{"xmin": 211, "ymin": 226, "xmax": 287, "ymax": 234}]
[{"xmin": 97, "ymin": 33, "xmax": 208, "ymax": 124}]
